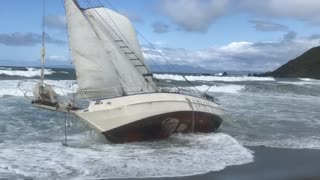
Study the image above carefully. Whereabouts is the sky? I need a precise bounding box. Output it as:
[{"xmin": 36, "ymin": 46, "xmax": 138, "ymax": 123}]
[{"xmin": 0, "ymin": 0, "xmax": 320, "ymax": 72}]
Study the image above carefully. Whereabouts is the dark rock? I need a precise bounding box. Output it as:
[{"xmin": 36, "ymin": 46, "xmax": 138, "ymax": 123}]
[
  {"xmin": 261, "ymin": 46, "xmax": 320, "ymax": 79},
  {"xmin": 222, "ymin": 72, "xmax": 228, "ymax": 76}
]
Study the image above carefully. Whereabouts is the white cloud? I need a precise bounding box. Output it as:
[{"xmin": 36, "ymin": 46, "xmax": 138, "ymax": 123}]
[
  {"xmin": 160, "ymin": 0, "xmax": 230, "ymax": 32},
  {"xmin": 239, "ymin": 0, "xmax": 320, "ymax": 24},
  {"xmin": 143, "ymin": 33, "xmax": 320, "ymax": 72},
  {"xmin": 158, "ymin": 0, "xmax": 320, "ymax": 33}
]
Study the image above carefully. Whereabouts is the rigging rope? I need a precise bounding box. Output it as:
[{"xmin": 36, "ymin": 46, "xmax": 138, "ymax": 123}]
[
  {"xmin": 84, "ymin": 0, "xmax": 157, "ymax": 80},
  {"xmin": 77, "ymin": 0, "xmax": 171, "ymax": 79},
  {"xmin": 97, "ymin": 0, "xmax": 204, "ymax": 94},
  {"xmin": 82, "ymin": 0, "xmax": 151, "ymax": 89},
  {"xmin": 98, "ymin": 0, "xmax": 170, "ymax": 75},
  {"xmin": 78, "ymin": 0, "xmax": 171, "ymax": 78},
  {"xmin": 74, "ymin": 0, "xmax": 208, "ymax": 98}
]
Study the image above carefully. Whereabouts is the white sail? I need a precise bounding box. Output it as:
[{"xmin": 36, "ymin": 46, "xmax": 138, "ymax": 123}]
[
  {"xmin": 65, "ymin": 0, "xmax": 124, "ymax": 98},
  {"xmin": 83, "ymin": 7, "xmax": 156, "ymax": 94},
  {"xmin": 65, "ymin": 0, "xmax": 156, "ymax": 98},
  {"xmin": 84, "ymin": 7, "xmax": 150, "ymax": 75}
]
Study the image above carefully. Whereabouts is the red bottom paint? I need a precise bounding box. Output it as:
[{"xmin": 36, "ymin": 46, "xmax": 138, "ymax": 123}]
[{"xmin": 102, "ymin": 111, "xmax": 223, "ymax": 143}]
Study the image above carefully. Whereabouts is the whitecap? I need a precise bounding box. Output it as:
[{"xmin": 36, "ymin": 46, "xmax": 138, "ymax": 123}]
[
  {"xmin": 278, "ymin": 79, "xmax": 320, "ymax": 86},
  {"xmin": 154, "ymin": 74, "xmax": 275, "ymax": 82},
  {"xmin": 195, "ymin": 85, "xmax": 245, "ymax": 94},
  {"xmin": 299, "ymin": 78, "xmax": 320, "ymax": 82},
  {"xmin": 0, "ymin": 67, "xmax": 12, "ymax": 70},
  {"xmin": 0, "ymin": 68, "xmax": 54, "ymax": 77},
  {"xmin": 0, "ymin": 80, "xmax": 77, "ymax": 97},
  {"xmin": 0, "ymin": 133, "xmax": 253, "ymax": 179}
]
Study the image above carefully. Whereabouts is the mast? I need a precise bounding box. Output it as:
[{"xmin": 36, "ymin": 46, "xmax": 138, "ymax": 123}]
[
  {"xmin": 40, "ymin": 0, "xmax": 46, "ymax": 84},
  {"xmin": 64, "ymin": 0, "xmax": 156, "ymax": 98}
]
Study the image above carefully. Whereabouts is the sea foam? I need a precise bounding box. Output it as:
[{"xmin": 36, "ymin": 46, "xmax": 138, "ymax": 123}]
[
  {"xmin": 278, "ymin": 78, "xmax": 320, "ymax": 86},
  {"xmin": 241, "ymin": 136, "xmax": 320, "ymax": 150},
  {"xmin": 194, "ymin": 84, "xmax": 245, "ymax": 94},
  {"xmin": 0, "ymin": 133, "xmax": 253, "ymax": 179},
  {"xmin": 0, "ymin": 68, "xmax": 54, "ymax": 77},
  {"xmin": 0, "ymin": 80, "xmax": 76, "ymax": 97},
  {"xmin": 299, "ymin": 78, "xmax": 320, "ymax": 82},
  {"xmin": 0, "ymin": 80, "xmax": 245, "ymax": 97},
  {"xmin": 154, "ymin": 74, "xmax": 275, "ymax": 82}
]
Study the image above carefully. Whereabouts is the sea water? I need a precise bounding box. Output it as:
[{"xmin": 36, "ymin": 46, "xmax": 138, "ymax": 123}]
[{"xmin": 0, "ymin": 67, "xmax": 319, "ymax": 179}]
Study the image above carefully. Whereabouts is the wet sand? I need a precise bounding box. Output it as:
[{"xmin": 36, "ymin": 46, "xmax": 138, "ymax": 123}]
[{"xmin": 108, "ymin": 146, "xmax": 320, "ymax": 180}]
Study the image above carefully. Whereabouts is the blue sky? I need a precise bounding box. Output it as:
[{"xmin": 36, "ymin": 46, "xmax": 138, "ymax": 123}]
[{"xmin": 0, "ymin": 0, "xmax": 320, "ymax": 72}]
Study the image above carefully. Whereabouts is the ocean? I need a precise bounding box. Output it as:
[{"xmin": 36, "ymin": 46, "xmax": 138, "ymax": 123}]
[{"xmin": 0, "ymin": 66, "xmax": 320, "ymax": 179}]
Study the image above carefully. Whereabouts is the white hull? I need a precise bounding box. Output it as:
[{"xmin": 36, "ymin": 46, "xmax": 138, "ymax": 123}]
[
  {"xmin": 73, "ymin": 93, "xmax": 224, "ymax": 143},
  {"xmin": 28, "ymin": 0, "xmax": 224, "ymax": 143}
]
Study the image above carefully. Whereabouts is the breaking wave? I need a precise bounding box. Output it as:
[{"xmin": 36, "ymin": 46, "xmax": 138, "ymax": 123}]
[
  {"xmin": 299, "ymin": 78, "xmax": 320, "ymax": 81},
  {"xmin": 278, "ymin": 78, "xmax": 320, "ymax": 86},
  {"xmin": 0, "ymin": 133, "xmax": 253, "ymax": 179},
  {"xmin": 0, "ymin": 80, "xmax": 246, "ymax": 98},
  {"xmin": 0, "ymin": 80, "xmax": 76, "ymax": 97},
  {"xmin": 0, "ymin": 66, "xmax": 74, "ymax": 80},
  {"xmin": 195, "ymin": 85, "xmax": 245, "ymax": 94},
  {"xmin": 0, "ymin": 67, "xmax": 54, "ymax": 77},
  {"xmin": 154, "ymin": 74, "xmax": 275, "ymax": 82}
]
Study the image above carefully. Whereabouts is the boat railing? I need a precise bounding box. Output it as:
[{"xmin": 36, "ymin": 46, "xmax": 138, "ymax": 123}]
[
  {"xmin": 17, "ymin": 80, "xmax": 38, "ymax": 100},
  {"xmin": 156, "ymin": 83, "xmax": 220, "ymax": 104},
  {"xmin": 78, "ymin": 83, "xmax": 220, "ymax": 104},
  {"xmin": 18, "ymin": 80, "xmax": 76, "ymax": 106},
  {"xmin": 18, "ymin": 80, "xmax": 220, "ymax": 106},
  {"xmin": 157, "ymin": 83, "xmax": 202, "ymax": 96}
]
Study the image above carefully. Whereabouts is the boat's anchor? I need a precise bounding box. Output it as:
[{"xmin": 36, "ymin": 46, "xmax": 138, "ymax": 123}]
[{"xmin": 61, "ymin": 111, "xmax": 72, "ymax": 147}]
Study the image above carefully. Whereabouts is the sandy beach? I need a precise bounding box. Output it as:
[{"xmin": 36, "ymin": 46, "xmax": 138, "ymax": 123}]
[{"xmin": 108, "ymin": 146, "xmax": 320, "ymax": 180}]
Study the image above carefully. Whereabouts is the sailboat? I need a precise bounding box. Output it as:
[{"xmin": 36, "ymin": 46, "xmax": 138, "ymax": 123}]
[{"xmin": 31, "ymin": 0, "xmax": 224, "ymax": 143}]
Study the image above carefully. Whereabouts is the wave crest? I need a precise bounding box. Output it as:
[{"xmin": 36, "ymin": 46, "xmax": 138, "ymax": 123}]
[
  {"xmin": 195, "ymin": 85, "xmax": 245, "ymax": 94},
  {"xmin": 154, "ymin": 74, "xmax": 275, "ymax": 82},
  {"xmin": 0, "ymin": 68, "xmax": 54, "ymax": 77},
  {"xmin": 0, "ymin": 133, "xmax": 253, "ymax": 179}
]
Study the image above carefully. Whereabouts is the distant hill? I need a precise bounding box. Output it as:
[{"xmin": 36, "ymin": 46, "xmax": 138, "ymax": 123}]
[{"xmin": 263, "ymin": 46, "xmax": 320, "ymax": 79}]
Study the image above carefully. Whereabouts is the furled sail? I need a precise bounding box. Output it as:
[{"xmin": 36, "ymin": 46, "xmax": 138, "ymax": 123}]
[{"xmin": 64, "ymin": 0, "xmax": 156, "ymax": 98}]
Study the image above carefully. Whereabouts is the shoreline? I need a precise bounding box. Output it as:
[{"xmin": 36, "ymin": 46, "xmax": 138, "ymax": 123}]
[{"xmin": 108, "ymin": 146, "xmax": 320, "ymax": 180}]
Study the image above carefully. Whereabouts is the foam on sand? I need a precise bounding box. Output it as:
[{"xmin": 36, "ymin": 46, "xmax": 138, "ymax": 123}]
[
  {"xmin": 241, "ymin": 136, "xmax": 320, "ymax": 150},
  {"xmin": 154, "ymin": 74, "xmax": 275, "ymax": 82},
  {"xmin": 0, "ymin": 133, "xmax": 253, "ymax": 179}
]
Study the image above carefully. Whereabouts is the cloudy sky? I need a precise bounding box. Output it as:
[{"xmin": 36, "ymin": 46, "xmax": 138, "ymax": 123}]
[{"xmin": 0, "ymin": 0, "xmax": 320, "ymax": 72}]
